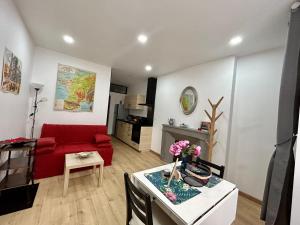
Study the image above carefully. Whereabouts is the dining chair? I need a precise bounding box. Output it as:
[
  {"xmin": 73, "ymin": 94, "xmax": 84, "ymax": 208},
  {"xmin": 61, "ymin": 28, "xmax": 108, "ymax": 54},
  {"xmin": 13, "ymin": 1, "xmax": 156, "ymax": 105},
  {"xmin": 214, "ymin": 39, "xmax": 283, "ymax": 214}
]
[
  {"xmin": 173, "ymin": 156, "xmax": 225, "ymax": 178},
  {"xmin": 195, "ymin": 158, "xmax": 225, "ymax": 178},
  {"xmin": 124, "ymin": 173, "xmax": 176, "ymax": 225}
]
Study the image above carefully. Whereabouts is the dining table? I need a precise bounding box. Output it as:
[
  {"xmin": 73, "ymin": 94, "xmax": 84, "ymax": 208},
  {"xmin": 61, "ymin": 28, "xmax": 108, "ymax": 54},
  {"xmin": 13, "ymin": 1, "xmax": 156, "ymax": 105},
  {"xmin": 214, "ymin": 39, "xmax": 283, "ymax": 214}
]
[{"xmin": 132, "ymin": 162, "xmax": 238, "ymax": 225}]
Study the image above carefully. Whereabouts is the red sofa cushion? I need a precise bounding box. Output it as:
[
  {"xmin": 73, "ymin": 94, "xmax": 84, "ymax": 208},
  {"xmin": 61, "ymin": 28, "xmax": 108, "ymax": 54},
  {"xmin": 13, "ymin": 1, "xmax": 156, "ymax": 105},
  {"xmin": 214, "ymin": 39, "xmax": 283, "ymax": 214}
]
[
  {"xmin": 94, "ymin": 134, "xmax": 111, "ymax": 143},
  {"xmin": 37, "ymin": 137, "xmax": 56, "ymax": 147},
  {"xmin": 36, "ymin": 146, "xmax": 55, "ymax": 155},
  {"xmin": 40, "ymin": 124, "xmax": 108, "ymax": 144}
]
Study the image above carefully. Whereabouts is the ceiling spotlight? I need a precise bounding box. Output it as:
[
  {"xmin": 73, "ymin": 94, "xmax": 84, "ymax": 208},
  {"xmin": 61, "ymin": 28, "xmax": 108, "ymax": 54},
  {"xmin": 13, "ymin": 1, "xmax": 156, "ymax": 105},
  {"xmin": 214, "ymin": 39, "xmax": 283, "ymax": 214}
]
[
  {"xmin": 137, "ymin": 34, "xmax": 148, "ymax": 44},
  {"xmin": 229, "ymin": 36, "xmax": 243, "ymax": 46},
  {"xmin": 145, "ymin": 65, "xmax": 152, "ymax": 72},
  {"xmin": 63, "ymin": 35, "xmax": 75, "ymax": 44}
]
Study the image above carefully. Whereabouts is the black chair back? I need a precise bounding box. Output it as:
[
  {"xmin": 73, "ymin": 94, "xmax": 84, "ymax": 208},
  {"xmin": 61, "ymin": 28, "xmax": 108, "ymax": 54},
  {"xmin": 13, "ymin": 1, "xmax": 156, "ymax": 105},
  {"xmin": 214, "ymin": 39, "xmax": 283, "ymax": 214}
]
[
  {"xmin": 124, "ymin": 173, "xmax": 153, "ymax": 225},
  {"xmin": 195, "ymin": 158, "xmax": 225, "ymax": 178},
  {"xmin": 173, "ymin": 156, "xmax": 225, "ymax": 178}
]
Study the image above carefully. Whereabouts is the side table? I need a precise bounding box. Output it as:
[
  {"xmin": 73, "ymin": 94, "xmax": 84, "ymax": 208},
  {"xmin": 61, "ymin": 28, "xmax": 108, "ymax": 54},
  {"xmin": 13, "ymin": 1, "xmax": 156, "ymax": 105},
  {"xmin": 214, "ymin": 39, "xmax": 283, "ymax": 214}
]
[{"xmin": 63, "ymin": 151, "xmax": 104, "ymax": 196}]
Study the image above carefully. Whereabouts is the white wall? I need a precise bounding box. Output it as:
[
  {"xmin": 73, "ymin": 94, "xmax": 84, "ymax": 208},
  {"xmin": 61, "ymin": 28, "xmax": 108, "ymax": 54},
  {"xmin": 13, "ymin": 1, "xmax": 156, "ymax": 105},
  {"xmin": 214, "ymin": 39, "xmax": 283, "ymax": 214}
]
[
  {"xmin": 291, "ymin": 113, "xmax": 300, "ymax": 225},
  {"xmin": 29, "ymin": 47, "xmax": 111, "ymax": 137},
  {"xmin": 107, "ymin": 92, "xmax": 125, "ymax": 134},
  {"xmin": 151, "ymin": 57, "xmax": 236, "ymax": 165},
  {"xmin": 0, "ymin": 0, "xmax": 34, "ymax": 140},
  {"xmin": 127, "ymin": 79, "xmax": 148, "ymax": 117},
  {"xmin": 227, "ymin": 48, "xmax": 285, "ymax": 200}
]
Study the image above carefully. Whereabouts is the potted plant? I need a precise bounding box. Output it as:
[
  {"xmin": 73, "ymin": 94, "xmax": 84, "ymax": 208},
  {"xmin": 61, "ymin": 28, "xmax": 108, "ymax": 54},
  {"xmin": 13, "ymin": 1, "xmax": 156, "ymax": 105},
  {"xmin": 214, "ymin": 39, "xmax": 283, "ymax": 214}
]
[{"xmin": 169, "ymin": 140, "xmax": 201, "ymax": 172}]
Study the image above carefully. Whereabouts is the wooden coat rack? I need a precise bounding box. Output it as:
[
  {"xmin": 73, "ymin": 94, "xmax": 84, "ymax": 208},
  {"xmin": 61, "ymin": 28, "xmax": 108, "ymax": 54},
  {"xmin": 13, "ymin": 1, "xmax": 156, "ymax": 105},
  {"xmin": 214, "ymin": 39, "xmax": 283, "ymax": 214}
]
[{"xmin": 204, "ymin": 97, "xmax": 224, "ymax": 162}]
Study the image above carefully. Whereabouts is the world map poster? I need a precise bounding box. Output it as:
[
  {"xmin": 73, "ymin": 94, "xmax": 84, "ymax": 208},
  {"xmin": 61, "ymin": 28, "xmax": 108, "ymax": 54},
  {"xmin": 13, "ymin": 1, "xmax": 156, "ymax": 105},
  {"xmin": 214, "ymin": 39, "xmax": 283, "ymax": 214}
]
[{"xmin": 54, "ymin": 64, "xmax": 96, "ymax": 112}]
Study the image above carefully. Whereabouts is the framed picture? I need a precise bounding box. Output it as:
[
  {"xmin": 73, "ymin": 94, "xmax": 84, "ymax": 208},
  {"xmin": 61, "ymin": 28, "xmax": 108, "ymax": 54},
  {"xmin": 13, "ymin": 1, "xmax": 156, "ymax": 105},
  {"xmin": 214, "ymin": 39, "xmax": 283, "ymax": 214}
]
[
  {"xmin": 200, "ymin": 121, "xmax": 211, "ymax": 132},
  {"xmin": 1, "ymin": 48, "xmax": 22, "ymax": 94},
  {"xmin": 54, "ymin": 64, "xmax": 96, "ymax": 112}
]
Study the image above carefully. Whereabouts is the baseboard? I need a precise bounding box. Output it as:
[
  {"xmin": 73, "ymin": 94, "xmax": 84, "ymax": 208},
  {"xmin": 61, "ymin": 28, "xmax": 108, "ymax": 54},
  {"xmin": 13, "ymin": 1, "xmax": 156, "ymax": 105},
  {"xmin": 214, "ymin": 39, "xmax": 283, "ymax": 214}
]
[
  {"xmin": 239, "ymin": 191, "xmax": 262, "ymax": 205},
  {"xmin": 150, "ymin": 149, "xmax": 161, "ymax": 157}
]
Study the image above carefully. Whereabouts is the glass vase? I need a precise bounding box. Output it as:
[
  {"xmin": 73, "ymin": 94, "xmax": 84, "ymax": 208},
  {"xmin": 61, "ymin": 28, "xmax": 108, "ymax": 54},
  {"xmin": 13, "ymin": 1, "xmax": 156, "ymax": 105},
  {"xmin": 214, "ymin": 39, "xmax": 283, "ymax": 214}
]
[{"xmin": 180, "ymin": 155, "xmax": 192, "ymax": 172}]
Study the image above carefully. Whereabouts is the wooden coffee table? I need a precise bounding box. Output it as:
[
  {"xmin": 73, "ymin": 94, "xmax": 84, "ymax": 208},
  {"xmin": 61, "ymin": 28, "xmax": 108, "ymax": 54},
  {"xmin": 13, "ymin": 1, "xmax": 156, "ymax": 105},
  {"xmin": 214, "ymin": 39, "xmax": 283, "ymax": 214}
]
[{"xmin": 63, "ymin": 151, "xmax": 104, "ymax": 196}]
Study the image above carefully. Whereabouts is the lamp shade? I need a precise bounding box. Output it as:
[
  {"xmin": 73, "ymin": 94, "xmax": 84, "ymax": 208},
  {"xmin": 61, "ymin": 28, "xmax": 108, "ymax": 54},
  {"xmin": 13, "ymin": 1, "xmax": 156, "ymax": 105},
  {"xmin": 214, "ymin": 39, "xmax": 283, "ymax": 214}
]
[{"xmin": 30, "ymin": 82, "xmax": 44, "ymax": 90}]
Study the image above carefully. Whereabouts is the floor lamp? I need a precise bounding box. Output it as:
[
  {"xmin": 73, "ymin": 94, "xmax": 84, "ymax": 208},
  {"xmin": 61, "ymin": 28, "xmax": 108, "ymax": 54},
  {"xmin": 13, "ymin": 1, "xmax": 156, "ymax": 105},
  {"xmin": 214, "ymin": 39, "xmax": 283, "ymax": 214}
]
[{"xmin": 30, "ymin": 83, "xmax": 47, "ymax": 139}]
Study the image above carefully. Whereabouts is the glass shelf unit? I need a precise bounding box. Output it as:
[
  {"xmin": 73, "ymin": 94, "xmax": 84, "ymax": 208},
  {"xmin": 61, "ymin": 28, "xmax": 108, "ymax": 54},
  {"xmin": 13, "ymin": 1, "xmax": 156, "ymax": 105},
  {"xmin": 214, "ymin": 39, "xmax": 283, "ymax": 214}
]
[{"xmin": 0, "ymin": 139, "xmax": 36, "ymax": 191}]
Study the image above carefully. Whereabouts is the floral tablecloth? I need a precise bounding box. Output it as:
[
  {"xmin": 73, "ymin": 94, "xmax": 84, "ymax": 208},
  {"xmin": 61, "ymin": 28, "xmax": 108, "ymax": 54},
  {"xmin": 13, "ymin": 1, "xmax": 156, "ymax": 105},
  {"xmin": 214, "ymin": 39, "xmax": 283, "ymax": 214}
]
[{"xmin": 144, "ymin": 170, "xmax": 222, "ymax": 205}]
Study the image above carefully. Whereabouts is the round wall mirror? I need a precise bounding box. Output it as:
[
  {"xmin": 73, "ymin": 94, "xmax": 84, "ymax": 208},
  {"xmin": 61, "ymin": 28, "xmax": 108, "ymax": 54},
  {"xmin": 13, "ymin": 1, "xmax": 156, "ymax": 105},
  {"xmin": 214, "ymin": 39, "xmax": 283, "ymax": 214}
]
[{"xmin": 180, "ymin": 86, "xmax": 198, "ymax": 115}]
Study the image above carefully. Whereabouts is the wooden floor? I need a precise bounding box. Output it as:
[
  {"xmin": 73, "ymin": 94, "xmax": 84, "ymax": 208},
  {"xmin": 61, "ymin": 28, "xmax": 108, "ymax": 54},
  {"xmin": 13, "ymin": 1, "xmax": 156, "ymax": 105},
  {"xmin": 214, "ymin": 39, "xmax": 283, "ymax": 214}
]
[{"xmin": 0, "ymin": 138, "xmax": 263, "ymax": 225}]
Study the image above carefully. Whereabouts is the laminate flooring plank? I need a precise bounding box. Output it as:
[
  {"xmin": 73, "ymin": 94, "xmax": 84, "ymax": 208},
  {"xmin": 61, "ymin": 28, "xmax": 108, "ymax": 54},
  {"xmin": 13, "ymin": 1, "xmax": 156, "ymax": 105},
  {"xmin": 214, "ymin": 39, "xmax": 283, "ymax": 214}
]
[{"xmin": 0, "ymin": 137, "xmax": 263, "ymax": 225}]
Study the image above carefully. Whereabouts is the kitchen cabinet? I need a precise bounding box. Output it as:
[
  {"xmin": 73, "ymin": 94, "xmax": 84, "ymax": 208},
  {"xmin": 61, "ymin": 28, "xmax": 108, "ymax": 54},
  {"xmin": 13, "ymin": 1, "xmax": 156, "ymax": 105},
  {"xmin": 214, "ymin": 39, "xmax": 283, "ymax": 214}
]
[
  {"xmin": 116, "ymin": 121, "xmax": 132, "ymax": 143},
  {"xmin": 138, "ymin": 127, "xmax": 152, "ymax": 151},
  {"xmin": 124, "ymin": 95, "xmax": 145, "ymax": 110},
  {"xmin": 116, "ymin": 120, "xmax": 152, "ymax": 152}
]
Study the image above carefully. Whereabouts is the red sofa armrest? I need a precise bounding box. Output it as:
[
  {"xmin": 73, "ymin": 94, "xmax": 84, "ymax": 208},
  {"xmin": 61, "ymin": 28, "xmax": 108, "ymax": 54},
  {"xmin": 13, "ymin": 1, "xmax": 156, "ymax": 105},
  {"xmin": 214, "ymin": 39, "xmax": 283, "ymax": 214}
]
[
  {"xmin": 94, "ymin": 134, "xmax": 111, "ymax": 144},
  {"xmin": 37, "ymin": 137, "xmax": 56, "ymax": 147},
  {"xmin": 36, "ymin": 146, "xmax": 55, "ymax": 155}
]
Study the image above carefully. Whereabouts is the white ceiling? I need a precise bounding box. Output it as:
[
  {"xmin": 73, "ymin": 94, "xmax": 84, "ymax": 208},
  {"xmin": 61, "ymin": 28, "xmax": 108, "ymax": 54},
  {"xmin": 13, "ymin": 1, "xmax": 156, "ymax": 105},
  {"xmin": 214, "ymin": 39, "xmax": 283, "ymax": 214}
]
[{"xmin": 13, "ymin": 0, "xmax": 293, "ymax": 85}]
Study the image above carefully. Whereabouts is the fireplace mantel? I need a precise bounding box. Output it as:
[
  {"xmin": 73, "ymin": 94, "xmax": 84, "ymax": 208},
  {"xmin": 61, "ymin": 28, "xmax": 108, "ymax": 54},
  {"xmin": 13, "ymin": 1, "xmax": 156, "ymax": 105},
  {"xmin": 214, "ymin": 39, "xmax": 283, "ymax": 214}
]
[{"xmin": 160, "ymin": 124, "xmax": 209, "ymax": 162}]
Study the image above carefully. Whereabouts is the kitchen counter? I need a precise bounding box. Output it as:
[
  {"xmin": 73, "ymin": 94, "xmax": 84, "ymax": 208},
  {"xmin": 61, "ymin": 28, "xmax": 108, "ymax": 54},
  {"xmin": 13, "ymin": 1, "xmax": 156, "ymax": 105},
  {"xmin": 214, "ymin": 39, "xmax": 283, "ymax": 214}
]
[
  {"xmin": 115, "ymin": 120, "xmax": 153, "ymax": 152},
  {"xmin": 117, "ymin": 118, "xmax": 153, "ymax": 127},
  {"xmin": 117, "ymin": 118, "xmax": 137, "ymax": 125}
]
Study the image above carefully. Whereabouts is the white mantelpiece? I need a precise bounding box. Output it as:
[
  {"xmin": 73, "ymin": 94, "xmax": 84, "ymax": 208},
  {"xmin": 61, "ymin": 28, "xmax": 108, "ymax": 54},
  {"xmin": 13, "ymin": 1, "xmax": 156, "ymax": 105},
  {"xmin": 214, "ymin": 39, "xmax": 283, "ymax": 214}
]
[{"xmin": 160, "ymin": 124, "xmax": 209, "ymax": 162}]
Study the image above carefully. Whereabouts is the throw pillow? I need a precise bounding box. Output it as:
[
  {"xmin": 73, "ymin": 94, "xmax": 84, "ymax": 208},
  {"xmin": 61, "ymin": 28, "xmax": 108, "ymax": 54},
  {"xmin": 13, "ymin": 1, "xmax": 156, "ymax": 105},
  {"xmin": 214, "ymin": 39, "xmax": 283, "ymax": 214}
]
[
  {"xmin": 37, "ymin": 137, "xmax": 56, "ymax": 147},
  {"xmin": 94, "ymin": 134, "xmax": 111, "ymax": 143}
]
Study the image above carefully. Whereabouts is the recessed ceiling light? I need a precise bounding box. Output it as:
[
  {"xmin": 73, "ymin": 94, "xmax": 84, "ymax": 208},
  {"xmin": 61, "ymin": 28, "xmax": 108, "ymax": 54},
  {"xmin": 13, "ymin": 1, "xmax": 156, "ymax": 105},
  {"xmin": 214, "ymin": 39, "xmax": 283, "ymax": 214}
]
[
  {"xmin": 63, "ymin": 35, "xmax": 75, "ymax": 44},
  {"xmin": 145, "ymin": 65, "xmax": 152, "ymax": 71},
  {"xmin": 229, "ymin": 36, "xmax": 243, "ymax": 46},
  {"xmin": 137, "ymin": 34, "xmax": 148, "ymax": 44}
]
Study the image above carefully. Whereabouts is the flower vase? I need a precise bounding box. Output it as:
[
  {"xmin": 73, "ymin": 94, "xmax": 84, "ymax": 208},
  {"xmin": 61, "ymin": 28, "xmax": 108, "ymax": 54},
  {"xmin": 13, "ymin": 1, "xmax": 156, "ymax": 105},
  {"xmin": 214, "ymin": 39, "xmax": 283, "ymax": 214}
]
[{"xmin": 180, "ymin": 155, "xmax": 192, "ymax": 172}]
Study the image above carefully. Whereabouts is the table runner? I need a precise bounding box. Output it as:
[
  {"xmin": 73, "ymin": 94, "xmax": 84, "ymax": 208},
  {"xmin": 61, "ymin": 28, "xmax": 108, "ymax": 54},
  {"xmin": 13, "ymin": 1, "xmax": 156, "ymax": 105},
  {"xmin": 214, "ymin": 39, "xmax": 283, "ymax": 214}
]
[{"xmin": 145, "ymin": 170, "xmax": 222, "ymax": 205}]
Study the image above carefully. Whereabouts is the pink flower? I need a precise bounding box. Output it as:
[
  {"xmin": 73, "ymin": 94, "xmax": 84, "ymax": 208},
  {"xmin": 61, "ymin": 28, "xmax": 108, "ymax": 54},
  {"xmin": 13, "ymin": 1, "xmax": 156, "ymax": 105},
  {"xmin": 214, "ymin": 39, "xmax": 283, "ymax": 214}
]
[
  {"xmin": 194, "ymin": 146, "xmax": 201, "ymax": 157},
  {"xmin": 169, "ymin": 140, "xmax": 193, "ymax": 156},
  {"xmin": 178, "ymin": 140, "xmax": 189, "ymax": 148},
  {"xmin": 169, "ymin": 144, "xmax": 182, "ymax": 156},
  {"xmin": 165, "ymin": 191, "xmax": 177, "ymax": 202}
]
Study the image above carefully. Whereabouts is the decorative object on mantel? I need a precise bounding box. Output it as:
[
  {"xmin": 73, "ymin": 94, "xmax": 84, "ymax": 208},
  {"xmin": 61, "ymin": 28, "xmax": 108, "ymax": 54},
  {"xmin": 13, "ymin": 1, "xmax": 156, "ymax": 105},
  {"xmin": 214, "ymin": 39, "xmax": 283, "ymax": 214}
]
[
  {"xmin": 180, "ymin": 86, "xmax": 198, "ymax": 115},
  {"xmin": 199, "ymin": 121, "xmax": 210, "ymax": 133},
  {"xmin": 168, "ymin": 140, "xmax": 201, "ymax": 186},
  {"xmin": 168, "ymin": 118, "xmax": 175, "ymax": 126},
  {"xmin": 179, "ymin": 123, "xmax": 188, "ymax": 128},
  {"xmin": 1, "ymin": 47, "xmax": 22, "ymax": 94},
  {"xmin": 29, "ymin": 83, "xmax": 47, "ymax": 139},
  {"xmin": 204, "ymin": 96, "xmax": 224, "ymax": 161}
]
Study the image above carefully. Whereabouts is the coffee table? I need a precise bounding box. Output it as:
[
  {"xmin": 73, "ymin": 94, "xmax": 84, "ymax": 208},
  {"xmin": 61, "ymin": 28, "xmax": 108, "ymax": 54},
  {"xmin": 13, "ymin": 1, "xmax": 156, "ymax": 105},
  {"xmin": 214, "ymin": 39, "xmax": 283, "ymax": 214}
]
[{"xmin": 63, "ymin": 151, "xmax": 104, "ymax": 196}]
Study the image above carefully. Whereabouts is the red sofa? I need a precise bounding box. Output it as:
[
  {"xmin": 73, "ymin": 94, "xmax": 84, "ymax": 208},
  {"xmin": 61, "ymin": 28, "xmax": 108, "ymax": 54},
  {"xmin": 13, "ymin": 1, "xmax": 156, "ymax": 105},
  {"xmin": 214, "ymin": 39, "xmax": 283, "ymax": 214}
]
[{"xmin": 34, "ymin": 124, "xmax": 113, "ymax": 179}]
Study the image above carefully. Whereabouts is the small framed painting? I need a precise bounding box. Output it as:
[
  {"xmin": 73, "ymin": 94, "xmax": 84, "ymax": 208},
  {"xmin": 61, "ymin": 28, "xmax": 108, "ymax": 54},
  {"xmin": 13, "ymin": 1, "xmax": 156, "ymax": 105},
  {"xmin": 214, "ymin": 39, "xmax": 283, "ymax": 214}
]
[{"xmin": 1, "ymin": 48, "xmax": 22, "ymax": 94}]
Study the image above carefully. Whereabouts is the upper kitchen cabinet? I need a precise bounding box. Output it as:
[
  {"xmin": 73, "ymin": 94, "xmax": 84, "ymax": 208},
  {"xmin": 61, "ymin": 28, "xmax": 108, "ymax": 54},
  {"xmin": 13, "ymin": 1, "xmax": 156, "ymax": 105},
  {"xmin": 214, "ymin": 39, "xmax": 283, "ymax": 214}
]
[{"xmin": 124, "ymin": 94, "xmax": 146, "ymax": 110}]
